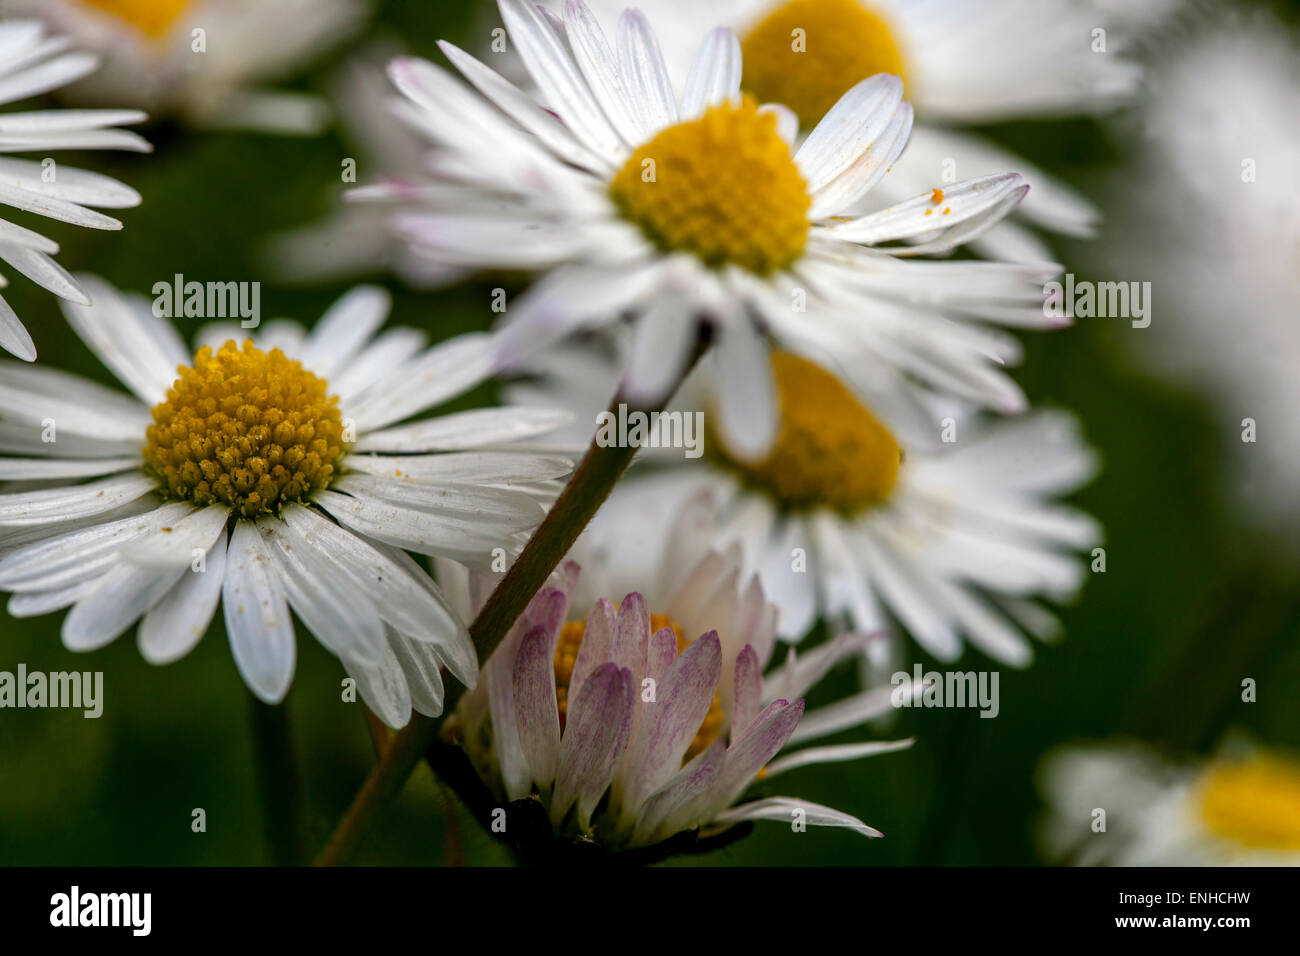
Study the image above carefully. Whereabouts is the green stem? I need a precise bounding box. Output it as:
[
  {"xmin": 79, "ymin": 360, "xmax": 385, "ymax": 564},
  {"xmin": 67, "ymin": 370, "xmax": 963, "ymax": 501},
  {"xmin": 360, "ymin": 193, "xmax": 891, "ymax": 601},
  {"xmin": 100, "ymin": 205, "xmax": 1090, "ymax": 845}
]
[
  {"xmin": 315, "ymin": 351, "xmax": 702, "ymax": 866},
  {"xmin": 247, "ymin": 690, "xmax": 303, "ymax": 866}
]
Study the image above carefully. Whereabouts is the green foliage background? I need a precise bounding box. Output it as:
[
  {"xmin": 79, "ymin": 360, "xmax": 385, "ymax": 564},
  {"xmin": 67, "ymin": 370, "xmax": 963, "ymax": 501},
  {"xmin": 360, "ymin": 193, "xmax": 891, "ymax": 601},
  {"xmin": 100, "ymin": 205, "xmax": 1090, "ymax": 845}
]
[{"xmin": 1, "ymin": 0, "xmax": 1297, "ymax": 866}]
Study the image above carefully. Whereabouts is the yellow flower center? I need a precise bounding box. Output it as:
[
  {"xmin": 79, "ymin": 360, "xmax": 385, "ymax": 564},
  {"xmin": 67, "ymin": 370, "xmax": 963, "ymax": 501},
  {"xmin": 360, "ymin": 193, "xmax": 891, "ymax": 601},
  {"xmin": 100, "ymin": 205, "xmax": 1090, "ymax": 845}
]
[
  {"xmin": 609, "ymin": 99, "xmax": 810, "ymax": 275},
  {"xmin": 79, "ymin": 0, "xmax": 191, "ymax": 39},
  {"xmin": 717, "ymin": 351, "xmax": 902, "ymax": 512},
  {"xmin": 143, "ymin": 340, "xmax": 347, "ymax": 519},
  {"xmin": 1197, "ymin": 752, "xmax": 1300, "ymax": 851},
  {"xmin": 554, "ymin": 612, "xmax": 724, "ymax": 760},
  {"xmin": 741, "ymin": 0, "xmax": 908, "ymax": 127}
]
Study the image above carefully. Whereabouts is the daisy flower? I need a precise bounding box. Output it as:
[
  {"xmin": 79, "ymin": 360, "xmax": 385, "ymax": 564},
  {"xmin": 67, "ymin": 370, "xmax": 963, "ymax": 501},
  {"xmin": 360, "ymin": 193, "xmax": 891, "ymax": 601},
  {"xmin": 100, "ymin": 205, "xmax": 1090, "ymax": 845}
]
[
  {"xmin": 0, "ymin": 276, "xmax": 573, "ymax": 727},
  {"xmin": 358, "ymin": 0, "xmax": 1064, "ymax": 457},
  {"xmin": 263, "ymin": 42, "xmax": 467, "ymax": 289},
  {"xmin": 1084, "ymin": 9, "xmax": 1300, "ymax": 550},
  {"xmin": 555, "ymin": 0, "xmax": 1142, "ymax": 261},
  {"xmin": 0, "ymin": 17, "xmax": 149, "ymax": 361},
  {"xmin": 1040, "ymin": 740, "xmax": 1300, "ymax": 866},
  {"xmin": 511, "ymin": 340, "xmax": 1100, "ymax": 665},
  {"xmin": 440, "ymin": 506, "xmax": 912, "ymax": 856},
  {"xmin": 11, "ymin": 0, "xmax": 369, "ymax": 133}
]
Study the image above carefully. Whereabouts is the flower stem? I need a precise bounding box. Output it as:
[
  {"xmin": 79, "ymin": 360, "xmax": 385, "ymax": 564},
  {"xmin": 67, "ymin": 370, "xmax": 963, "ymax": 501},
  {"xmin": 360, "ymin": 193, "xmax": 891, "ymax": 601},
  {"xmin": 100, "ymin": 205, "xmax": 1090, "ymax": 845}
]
[
  {"xmin": 247, "ymin": 690, "xmax": 303, "ymax": 865},
  {"xmin": 314, "ymin": 345, "xmax": 704, "ymax": 866}
]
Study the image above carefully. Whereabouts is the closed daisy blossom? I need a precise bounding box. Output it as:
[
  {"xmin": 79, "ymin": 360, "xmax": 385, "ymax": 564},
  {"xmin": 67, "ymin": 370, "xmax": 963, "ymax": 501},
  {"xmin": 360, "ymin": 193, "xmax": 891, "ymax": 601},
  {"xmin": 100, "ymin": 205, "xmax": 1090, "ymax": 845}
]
[
  {"xmin": 358, "ymin": 0, "xmax": 1064, "ymax": 458},
  {"xmin": 0, "ymin": 276, "xmax": 574, "ymax": 726},
  {"xmin": 1040, "ymin": 741, "xmax": 1300, "ymax": 866},
  {"xmin": 0, "ymin": 17, "xmax": 149, "ymax": 361},
  {"xmin": 443, "ymin": 509, "xmax": 912, "ymax": 853},
  {"xmin": 563, "ymin": 0, "xmax": 1141, "ymax": 261},
  {"xmin": 513, "ymin": 341, "xmax": 1100, "ymax": 664}
]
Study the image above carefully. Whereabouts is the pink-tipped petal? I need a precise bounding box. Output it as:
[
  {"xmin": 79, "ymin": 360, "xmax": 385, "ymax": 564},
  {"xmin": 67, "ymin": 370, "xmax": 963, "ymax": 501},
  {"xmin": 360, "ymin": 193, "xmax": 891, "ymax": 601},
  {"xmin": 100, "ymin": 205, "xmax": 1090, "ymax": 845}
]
[
  {"xmin": 513, "ymin": 622, "xmax": 563, "ymax": 790},
  {"xmin": 552, "ymin": 662, "xmax": 635, "ymax": 830},
  {"xmin": 732, "ymin": 644, "xmax": 762, "ymax": 739},
  {"xmin": 569, "ymin": 597, "xmax": 615, "ymax": 701},
  {"xmin": 610, "ymin": 590, "xmax": 650, "ymax": 677},
  {"xmin": 633, "ymin": 738, "xmax": 726, "ymax": 844},
  {"xmin": 625, "ymin": 629, "xmax": 722, "ymax": 813},
  {"xmin": 646, "ymin": 626, "xmax": 678, "ymax": 687}
]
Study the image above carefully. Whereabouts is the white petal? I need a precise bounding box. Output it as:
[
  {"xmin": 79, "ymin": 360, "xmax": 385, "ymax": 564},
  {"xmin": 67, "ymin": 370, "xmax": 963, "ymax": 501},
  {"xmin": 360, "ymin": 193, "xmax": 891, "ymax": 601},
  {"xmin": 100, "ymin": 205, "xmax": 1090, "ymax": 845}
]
[
  {"xmin": 0, "ymin": 473, "xmax": 155, "ymax": 527},
  {"xmin": 222, "ymin": 521, "xmax": 296, "ymax": 704},
  {"xmin": 63, "ymin": 560, "xmax": 184, "ymax": 652},
  {"xmin": 298, "ymin": 285, "xmax": 390, "ymax": 379},
  {"xmin": 138, "ymin": 528, "xmax": 227, "ymax": 665},
  {"xmin": 354, "ymin": 407, "xmax": 573, "ymax": 453},
  {"xmin": 681, "ymin": 28, "xmax": 741, "ymax": 119}
]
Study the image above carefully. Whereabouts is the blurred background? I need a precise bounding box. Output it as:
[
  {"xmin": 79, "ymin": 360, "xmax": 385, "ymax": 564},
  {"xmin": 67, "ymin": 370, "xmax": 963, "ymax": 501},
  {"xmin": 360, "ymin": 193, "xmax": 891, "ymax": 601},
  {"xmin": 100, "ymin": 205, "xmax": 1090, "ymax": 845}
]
[{"xmin": 0, "ymin": 0, "xmax": 1298, "ymax": 865}]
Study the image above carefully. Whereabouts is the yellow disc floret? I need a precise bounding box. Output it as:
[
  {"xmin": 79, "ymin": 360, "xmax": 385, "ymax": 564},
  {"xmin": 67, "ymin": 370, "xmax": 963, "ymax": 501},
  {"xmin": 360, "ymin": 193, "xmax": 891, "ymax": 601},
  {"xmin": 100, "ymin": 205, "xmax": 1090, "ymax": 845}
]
[
  {"xmin": 609, "ymin": 98, "xmax": 810, "ymax": 275},
  {"xmin": 1198, "ymin": 752, "xmax": 1300, "ymax": 851},
  {"xmin": 554, "ymin": 612, "xmax": 723, "ymax": 760},
  {"xmin": 143, "ymin": 340, "xmax": 347, "ymax": 518},
  {"xmin": 717, "ymin": 351, "xmax": 902, "ymax": 513},
  {"xmin": 741, "ymin": 0, "xmax": 908, "ymax": 127},
  {"xmin": 80, "ymin": 0, "xmax": 191, "ymax": 39}
]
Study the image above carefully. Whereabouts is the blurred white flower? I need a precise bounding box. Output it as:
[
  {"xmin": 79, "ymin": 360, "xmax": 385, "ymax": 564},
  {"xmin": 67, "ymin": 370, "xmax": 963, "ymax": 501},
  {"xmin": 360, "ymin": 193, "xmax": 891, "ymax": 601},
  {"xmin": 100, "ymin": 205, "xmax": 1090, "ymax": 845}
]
[
  {"xmin": 1040, "ymin": 740, "xmax": 1300, "ymax": 866},
  {"xmin": 1085, "ymin": 10, "xmax": 1300, "ymax": 548},
  {"xmin": 262, "ymin": 41, "xmax": 464, "ymax": 287},
  {"xmin": 8, "ymin": 0, "xmax": 370, "ymax": 133},
  {"xmin": 510, "ymin": 339, "xmax": 1100, "ymax": 665}
]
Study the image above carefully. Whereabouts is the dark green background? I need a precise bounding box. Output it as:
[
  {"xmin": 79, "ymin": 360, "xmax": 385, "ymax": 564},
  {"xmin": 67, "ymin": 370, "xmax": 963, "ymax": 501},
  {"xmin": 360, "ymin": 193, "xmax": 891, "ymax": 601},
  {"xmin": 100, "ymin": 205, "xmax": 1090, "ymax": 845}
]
[{"xmin": 1, "ymin": 0, "xmax": 1297, "ymax": 866}]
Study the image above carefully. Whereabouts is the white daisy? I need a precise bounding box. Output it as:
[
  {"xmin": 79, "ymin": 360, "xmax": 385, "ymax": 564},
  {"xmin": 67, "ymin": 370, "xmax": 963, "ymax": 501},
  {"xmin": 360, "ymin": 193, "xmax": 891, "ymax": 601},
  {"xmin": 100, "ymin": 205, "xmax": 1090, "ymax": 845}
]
[
  {"xmin": 0, "ymin": 17, "xmax": 149, "ymax": 361},
  {"xmin": 441, "ymin": 507, "xmax": 912, "ymax": 856},
  {"xmin": 263, "ymin": 42, "xmax": 468, "ymax": 289},
  {"xmin": 1084, "ymin": 10, "xmax": 1300, "ymax": 550},
  {"xmin": 357, "ymin": 0, "xmax": 1064, "ymax": 458},
  {"xmin": 555, "ymin": 0, "xmax": 1143, "ymax": 261},
  {"xmin": 1040, "ymin": 740, "xmax": 1300, "ymax": 866},
  {"xmin": 11, "ymin": 0, "xmax": 368, "ymax": 134},
  {"xmin": 0, "ymin": 276, "xmax": 574, "ymax": 727},
  {"xmin": 511, "ymin": 340, "xmax": 1100, "ymax": 666}
]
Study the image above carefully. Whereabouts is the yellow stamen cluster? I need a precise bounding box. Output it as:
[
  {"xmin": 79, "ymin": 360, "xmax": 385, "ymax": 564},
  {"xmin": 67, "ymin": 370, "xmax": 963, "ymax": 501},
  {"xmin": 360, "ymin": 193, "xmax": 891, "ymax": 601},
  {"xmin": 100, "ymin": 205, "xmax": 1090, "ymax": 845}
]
[
  {"xmin": 609, "ymin": 99, "xmax": 811, "ymax": 275},
  {"xmin": 1198, "ymin": 752, "xmax": 1300, "ymax": 851},
  {"xmin": 142, "ymin": 340, "xmax": 347, "ymax": 518},
  {"xmin": 717, "ymin": 352, "xmax": 902, "ymax": 513},
  {"xmin": 553, "ymin": 612, "xmax": 724, "ymax": 760},
  {"xmin": 80, "ymin": 0, "xmax": 191, "ymax": 39},
  {"xmin": 741, "ymin": 0, "xmax": 908, "ymax": 127}
]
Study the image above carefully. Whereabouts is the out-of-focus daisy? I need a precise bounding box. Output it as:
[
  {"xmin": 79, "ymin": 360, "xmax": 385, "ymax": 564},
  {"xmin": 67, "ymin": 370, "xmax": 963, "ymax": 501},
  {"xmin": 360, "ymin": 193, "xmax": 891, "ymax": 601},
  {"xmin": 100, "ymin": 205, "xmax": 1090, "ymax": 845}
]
[
  {"xmin": 358, "ymin": 0, "xmax": 1063, "ymax": 457},
  {"xmin": 1040, "ymin": 741, "xmax": 1300, "ymax": 866},
  {"xmin": 263, "ymin": 42, "xmax": 465, "ymax": 288},
  {"xmin": 0, "ymin": 277, "xmax": 573, "ymax": 726},
  {"xmin": 556, "ymin": 0, "xmax": 1141, "ymax": 261},
  {"xmin": 512, "ymin": 341, "xmax": 1100, "ymax": 664},
  {"xmin": 1085, "ymin": 10, "xmax": 1300, "ymax": 550},
  {"xmin": 0, "ymin": 17, "xmax": 149, "ymax": 361},
  {"xmin": 10, "ymin": 0, "xmax": 369, "ymax": 133},
  {"xmin": 440, "ymin": 507, "xmax": 912, "ymax": 856}
]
